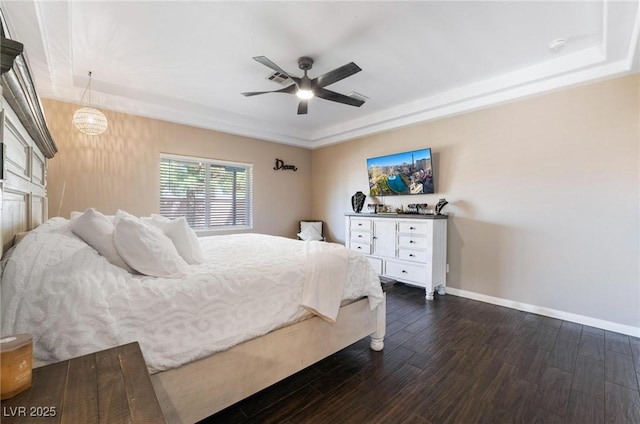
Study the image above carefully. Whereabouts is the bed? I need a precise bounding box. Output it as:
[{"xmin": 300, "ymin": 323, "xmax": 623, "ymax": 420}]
[
  {"xmin": 0, "ymin": 20, "xmax": 385, "ymax": 423},
  {"xmin": 1, "ymin": 214, "xmax": 386, "ymax": 423}
]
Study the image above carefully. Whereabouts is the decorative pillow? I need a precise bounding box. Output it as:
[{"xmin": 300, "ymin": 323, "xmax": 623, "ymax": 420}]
[
  {"xmin": 143, "ymin": 215, "xmax": 204, "ymax": 265},
  {"xmin": 298, "ymin": 222, "xmax": 324, "ymax": 241},
  {"xmin": 113, "ymin": 211, "xmax": 189, "ymax": 278},
  {"xmin": 70, "ymin": 208, "xmax": 134, "ymax": 272},
  {"xmin": 71, "ymin": 210, "xmax": 115, "ymax": 222}
]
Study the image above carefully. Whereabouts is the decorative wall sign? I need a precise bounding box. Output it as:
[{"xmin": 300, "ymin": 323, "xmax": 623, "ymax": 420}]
[{"xmin": 273, "ymin": 158, "xmax": 297, "ymax": 171}]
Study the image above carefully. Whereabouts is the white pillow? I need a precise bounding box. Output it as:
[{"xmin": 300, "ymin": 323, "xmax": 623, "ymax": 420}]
[
  {"xmin": 71, "ymin": 210, "xmax": 115, "ymax": 222},
  {"xmin": 70, "ymin": 208, "xmax": 134, "ymax": 272},
  {"xmin": 143, "ymin": 215, "xmax": 204, "ymax": 264},
  {"xmin": 113, "ymin": 211, "xmax": 189, "ymax": 278},
  {"xmin": 298, "ymin": 222, "xmax": 324, "ymax": 241}
]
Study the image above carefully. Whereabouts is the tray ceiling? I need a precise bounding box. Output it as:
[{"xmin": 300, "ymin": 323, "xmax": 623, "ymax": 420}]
[{"xmin": 1, "ymin": 0, "xmax": 639, "ymax": 148}]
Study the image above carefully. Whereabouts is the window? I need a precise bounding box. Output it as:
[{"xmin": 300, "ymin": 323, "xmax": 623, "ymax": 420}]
[{"xmin": 160, "ymin": 154, "xmax": 253, "ymax": 230}]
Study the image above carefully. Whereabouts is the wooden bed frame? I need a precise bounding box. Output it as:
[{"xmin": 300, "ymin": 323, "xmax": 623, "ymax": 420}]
[
  {"xmin": 0, "ymin": 15, "xmax": 386, "ymax": 424},
  {"xmin": 152, "ymin": 297, "xmax": 386, "ymax": 424}
]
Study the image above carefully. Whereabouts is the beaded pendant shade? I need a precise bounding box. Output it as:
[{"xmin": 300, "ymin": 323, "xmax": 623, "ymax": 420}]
[{"xmin": 72, "ymin": 71, "xmax": 108, "ymax": 135}]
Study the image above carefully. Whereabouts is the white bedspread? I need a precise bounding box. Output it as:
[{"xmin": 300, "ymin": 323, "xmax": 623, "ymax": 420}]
[
  {"xmin": 301, "ymin": 241, "xmax": 349, "ymax": 323},
  {"xmin": 0, "ymin": 218, "xmax": 383, "ymax": 373}
]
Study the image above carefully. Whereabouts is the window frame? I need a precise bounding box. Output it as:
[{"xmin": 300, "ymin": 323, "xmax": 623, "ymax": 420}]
[{"xmin": 159, "ymin": 153, "xmax": 253, "ymax": 233}]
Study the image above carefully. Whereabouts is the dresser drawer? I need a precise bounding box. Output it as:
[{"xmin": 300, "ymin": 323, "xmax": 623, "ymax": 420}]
[
  {"xmin": 398, "ymin": 221, "xmax": 428, "ymax": 234},
  {"xmin": 350, "ymin": 218, "xmax": 371, "ymax": 231},
  {"xmin": 398, "ymin": 234, "xmax": 429, "ymax": 249},
  {"xmin": 397, "ymin": 248, "xmax": 428, "ymax": 263},
  {"xmin": 385, "ymin": 261, "xmax": 426, "ymax": 285},
  {"xmin": 349, "ymin": 241, "xmax": 371, "ymax": 254},
  {"xmin": 350, "ymin": 230, "xmax": 371, "ymax": 243}
]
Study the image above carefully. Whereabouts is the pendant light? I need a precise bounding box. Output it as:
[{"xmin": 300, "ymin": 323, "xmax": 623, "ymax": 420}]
[{"xmin": 72, "ymin": 71, "xmax": 108, "ymax": 135}]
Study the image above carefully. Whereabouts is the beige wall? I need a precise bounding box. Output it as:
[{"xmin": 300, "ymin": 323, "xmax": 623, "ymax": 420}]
[
  {"xmin": 312, "ymin": 75, "xmax": 640, "ymax": 329},
  {"xmin": 42, "ymin": 75, "xmax": 639, "ymax": 328},
  {"xmin": 43, "ymin": 99, "xmax": 312, "ymax": 238}
]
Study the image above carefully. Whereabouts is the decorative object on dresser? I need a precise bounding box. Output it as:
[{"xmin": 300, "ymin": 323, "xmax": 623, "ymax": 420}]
[
  {"xmin": 405, "ymin": 203, "xmax": 430, "ymax": 214},
  {"xmin": 351, "ymin": 191, "xmax": 366, "ymax": 213},
  {"xmin": 435, "ymin": 198, "xmax": 449, "ymax": 215},
  {"xmin": 345, "ymin": 214, "xmax": 448, "ymax": 300}
]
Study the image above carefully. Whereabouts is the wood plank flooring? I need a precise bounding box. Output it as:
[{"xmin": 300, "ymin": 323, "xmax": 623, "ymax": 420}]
[{"xmin": 200, "ymin": 283, "xmax": 640, "ymax": 424}]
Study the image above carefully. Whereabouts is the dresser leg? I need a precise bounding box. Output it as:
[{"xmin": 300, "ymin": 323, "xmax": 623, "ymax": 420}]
[
  {"xmin": 436, "ymin": 285, "xmax": 446, "ymax": 296},
  {"xmin": 425, "ymin": 290, "xmax": 435, "ymax": 300}
]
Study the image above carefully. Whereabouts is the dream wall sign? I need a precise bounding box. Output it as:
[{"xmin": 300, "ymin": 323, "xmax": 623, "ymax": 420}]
[{"xmin": 273, "ymin": 158, "xmax": 297, "ymax": 171}]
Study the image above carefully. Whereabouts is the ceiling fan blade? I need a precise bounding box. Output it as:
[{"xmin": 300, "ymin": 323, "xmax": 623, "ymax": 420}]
[
  {"xmin": 253, "ymin": 56, "xmax": 288, "ymax": 74},
  {"xmin": 297, "ymin": 100, "xmax": 308, "ymax": 115},
  {"xmin": 314, "ymin": 62, "xmax": 362, "ymax": 88},
  {"xmin": 241, "ymin": 84, "xmax": 297, "ymax": 97},
  {"xmin": 253, "ymin": 56, "xmax": 298, "ymax": 78},
  {"xmin": 315, "ymin": 88, "xmax": 365, "ymax": 107},
  {"xmin": 241, "ymin": 91, "xmax": 272, "ymax": 97},
  {"xmin": 252, "ymin": 56, "xmax": 300, "ymax": 86}
]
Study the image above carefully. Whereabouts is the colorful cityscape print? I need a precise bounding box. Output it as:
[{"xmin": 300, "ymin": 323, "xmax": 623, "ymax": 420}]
[{"xmin": 367, "ymin": 148, "xmax": 434, "ymax": 196}]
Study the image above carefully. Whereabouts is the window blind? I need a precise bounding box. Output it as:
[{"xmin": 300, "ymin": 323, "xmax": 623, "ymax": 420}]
[{"xmin": 160, "ymin": 155, "xmax": 253, "ymax": 230}]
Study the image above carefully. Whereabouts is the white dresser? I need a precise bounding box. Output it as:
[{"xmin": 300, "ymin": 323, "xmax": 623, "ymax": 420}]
[{"xmin": 345, "ymin": 214, "xmax": 448, "ymax": 300}]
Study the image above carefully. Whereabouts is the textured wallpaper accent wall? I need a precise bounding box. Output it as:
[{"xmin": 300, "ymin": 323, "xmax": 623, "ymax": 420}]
[
  {"xmin": 42, "ymin": 99, "xmax": 312, "ymax": 238},
  {"xmin": 312, "ymin": 75, "xmax": 639, "ymax": 329}
]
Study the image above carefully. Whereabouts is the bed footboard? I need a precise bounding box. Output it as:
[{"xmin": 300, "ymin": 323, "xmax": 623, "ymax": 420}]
[{"xmin": 151, "ymin": 295, "xmax": 386, "ymax": 424}]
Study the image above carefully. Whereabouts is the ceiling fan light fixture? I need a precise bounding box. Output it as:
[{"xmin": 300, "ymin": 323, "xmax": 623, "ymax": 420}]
[
  {"xmin": 242, "ymin": 56, "xmax": 365, "ymax": 115},
  {"xmin": 296, "ymin": 89, "xmax": 314, "ymax": 100},
  {"xmin": 73, "ymin": 71, "xmax": 108, "ymax": 135}
]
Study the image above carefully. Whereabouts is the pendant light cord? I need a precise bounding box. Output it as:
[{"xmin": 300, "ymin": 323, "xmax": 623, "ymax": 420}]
[{"xmin": 79, "ymin": 71, "xmax": 93, "ymax": 106}]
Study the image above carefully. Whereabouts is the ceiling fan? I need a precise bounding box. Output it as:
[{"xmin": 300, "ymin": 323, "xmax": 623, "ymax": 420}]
[{"xmin": 241, "ymin": 56, "xmax": 365, "ymax": 115}]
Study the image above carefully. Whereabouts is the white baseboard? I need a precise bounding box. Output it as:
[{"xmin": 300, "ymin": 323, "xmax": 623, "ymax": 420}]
[{"xmin": 445, "ymin": 287, "xmax": 640, "ymax": 338}]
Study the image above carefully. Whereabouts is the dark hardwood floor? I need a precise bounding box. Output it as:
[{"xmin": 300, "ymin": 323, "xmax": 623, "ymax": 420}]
[{"xmin": 201, "ymin": 283, "xmax": 640, "ymax": 424}]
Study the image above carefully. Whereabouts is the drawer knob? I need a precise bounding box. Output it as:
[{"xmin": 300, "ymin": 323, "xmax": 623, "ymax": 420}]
[
  {"xmin": 358, "ymin": 223, "xmax": 362, "ymax": 226},
  {"xmin": 409, "ymin": 254, "xmax": 415, "ymax": 257},
  {"xmin": 410, "ymin": 226, "xmax": 416, "ymax": 230},
  {"xmin": 402, "ymin": 270, "xmax": 408, "ymax": 273},
  {"xmin": 410, "ymin": 240, "xmax": 415, "ymax": 244},
  {"xmin": 358, "ymin": 234, "xmax": 362, "ymax": 238},
  {"xmin": 357, "ymin": 246, "xmax": 361, "ymax": 249}
]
